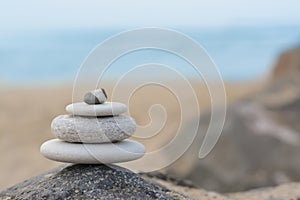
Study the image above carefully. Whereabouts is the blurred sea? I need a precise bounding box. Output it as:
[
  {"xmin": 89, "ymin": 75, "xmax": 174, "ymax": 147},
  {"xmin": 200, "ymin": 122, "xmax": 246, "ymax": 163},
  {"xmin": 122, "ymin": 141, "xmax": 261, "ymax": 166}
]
[{"xmin": 0, "ymin": 26, "xmax": 299, "ymax": 85}]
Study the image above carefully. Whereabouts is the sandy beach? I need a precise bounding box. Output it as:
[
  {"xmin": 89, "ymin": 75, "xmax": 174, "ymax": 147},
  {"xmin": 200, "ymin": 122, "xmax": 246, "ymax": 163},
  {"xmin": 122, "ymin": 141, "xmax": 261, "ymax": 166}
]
[{"xmin": 0, "ymin": 80, "xmax": 265, "ymax": 190}]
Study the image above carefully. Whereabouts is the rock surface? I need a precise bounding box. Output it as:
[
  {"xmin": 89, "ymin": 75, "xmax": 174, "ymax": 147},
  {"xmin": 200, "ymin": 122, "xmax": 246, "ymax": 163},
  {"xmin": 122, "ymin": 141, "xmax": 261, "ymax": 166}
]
[
  {"xmin": 0, "ymin": 164, "xmax": 189, "ymax": 200},
  {"xmin": 66, "ymin": 102, "xmax": 127, "ymax": 117},
  {"xmin": 228, "ymin": 182, "xmax": 300, "ymax": 200},
  {"xmin": 51, "ymin": 115, "xmax": 136, "ymax": 143},
  {"xmin": 1, "ymin": 164, "xmax": 300, "ymax": 200},
  {"xmin": 143, "ymin": 173, "xmax": 300, "ymax": 200},
  {"xmin": 40, "ymin": 139, "xmax": 145, "ymax": 164}
]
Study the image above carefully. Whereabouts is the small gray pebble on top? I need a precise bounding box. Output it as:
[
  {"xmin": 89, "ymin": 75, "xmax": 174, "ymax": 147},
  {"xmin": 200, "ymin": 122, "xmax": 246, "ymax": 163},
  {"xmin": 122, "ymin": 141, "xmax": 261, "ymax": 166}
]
[{"xmin": 84, "ymin": 88, "xmax": 107, "ymax": 104}]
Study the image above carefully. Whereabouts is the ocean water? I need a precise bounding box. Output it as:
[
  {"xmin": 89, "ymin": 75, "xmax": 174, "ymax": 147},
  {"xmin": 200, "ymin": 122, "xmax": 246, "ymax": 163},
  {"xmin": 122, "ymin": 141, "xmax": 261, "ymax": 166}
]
[{"xmin": 0, "ymin": 26, "xmax": 299, "ymax": 85}]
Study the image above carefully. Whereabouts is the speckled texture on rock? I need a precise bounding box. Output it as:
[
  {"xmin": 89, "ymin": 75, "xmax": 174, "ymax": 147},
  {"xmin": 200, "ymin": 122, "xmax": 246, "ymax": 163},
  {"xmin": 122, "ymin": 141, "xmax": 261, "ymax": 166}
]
[
  {"xmin": 0, "ymin": 164, "xmax": 189, "ymax": 200},
  {"xmin": 2, "ymin": 165, "xmax": 300, "ymax": 200},
  {"xmin": 51, "ymin": 115, "xmax": 136, "ymax": 143}
]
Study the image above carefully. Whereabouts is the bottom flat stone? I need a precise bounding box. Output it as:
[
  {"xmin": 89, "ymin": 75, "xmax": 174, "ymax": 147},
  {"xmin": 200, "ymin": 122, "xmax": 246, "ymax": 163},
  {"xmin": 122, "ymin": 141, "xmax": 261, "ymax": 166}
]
[{"xmin": 40, "ymin": 139, "xmax": 145, "ymax": 164}]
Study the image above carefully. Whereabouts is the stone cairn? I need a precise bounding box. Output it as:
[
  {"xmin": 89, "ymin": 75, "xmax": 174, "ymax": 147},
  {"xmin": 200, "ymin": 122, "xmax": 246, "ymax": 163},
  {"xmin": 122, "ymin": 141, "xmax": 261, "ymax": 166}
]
[{"xmin": 40, "ymin": 89, "xmax": 145, "ymax": 164}]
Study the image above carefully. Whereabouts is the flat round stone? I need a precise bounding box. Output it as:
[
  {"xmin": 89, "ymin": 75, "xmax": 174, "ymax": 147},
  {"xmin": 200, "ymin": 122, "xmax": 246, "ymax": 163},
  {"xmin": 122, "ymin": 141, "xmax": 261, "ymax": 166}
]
[
  {"xmin": 66, "ymin": 102, "xmax": 127, "ymax": 116},
  {"xmin": 51, "ymin": 115, "xmax": 136, "ymax": 143},
  {"xmin": 40, "ymin": 139, "xmax": 146, "ymax": 164}
]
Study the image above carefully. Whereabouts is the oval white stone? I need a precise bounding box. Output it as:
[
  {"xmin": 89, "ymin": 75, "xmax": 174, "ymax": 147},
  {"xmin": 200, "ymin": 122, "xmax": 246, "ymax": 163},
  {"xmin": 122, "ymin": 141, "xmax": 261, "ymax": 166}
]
[
  {"xmin": 40, "ymin": 139, "xmax": 145, "ymax": 164},
  {"xmin": 51, "ymin": 115, "xmax": 136, "ymax": 143},
  {"xmin": 66, "ymin": 102, "xmax": 127, "ymax": 116}
]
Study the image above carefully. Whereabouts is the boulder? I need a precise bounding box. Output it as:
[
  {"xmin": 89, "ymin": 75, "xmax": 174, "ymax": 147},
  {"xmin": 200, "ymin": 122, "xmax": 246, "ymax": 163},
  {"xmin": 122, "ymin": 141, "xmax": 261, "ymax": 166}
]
[
  {"xmin": 0, "ymin": 164, "xmax": 188, "ymax": 200},
  {"xmin": 1, "ymin": 163, "xmax": 300, "ymax": 200}
]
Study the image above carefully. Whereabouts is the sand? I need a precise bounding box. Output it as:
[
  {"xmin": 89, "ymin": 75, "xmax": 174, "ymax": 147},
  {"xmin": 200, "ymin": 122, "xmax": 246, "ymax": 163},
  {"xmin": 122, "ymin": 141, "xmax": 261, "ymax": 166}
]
[{"xmin": 0, "ymin": 80, "xmax": 265, "ymax": 190}]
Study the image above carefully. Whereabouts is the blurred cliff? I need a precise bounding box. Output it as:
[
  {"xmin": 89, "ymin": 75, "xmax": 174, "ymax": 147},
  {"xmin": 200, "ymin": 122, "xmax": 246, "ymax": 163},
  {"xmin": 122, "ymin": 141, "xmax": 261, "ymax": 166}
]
[
  {"xmin": 168, "ymin": 46, "xmax": 300, "ymax": 192},
  {"xmin": 273, "ymin": 47, "xmax": 300, "ymax": 78}
]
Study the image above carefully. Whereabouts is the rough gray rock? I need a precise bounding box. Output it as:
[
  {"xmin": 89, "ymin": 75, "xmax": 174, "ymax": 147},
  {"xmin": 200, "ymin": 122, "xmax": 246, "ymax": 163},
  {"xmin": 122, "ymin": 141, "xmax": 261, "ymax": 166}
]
[
  {"xmin": 84, "ymin": 88, "xmax": 107, "ymax": 104},
  {"xmin": 0, "ymin": 164, "xmax": 189, "ymax": 200},
  {"xmin": 2, "ymin": 164, "xmax": 300, "ymax": 200}
]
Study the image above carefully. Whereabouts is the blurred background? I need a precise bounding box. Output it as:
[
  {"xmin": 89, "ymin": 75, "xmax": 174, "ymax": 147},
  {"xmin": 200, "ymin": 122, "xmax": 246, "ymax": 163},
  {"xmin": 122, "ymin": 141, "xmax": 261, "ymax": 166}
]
[{"xmin": 1, "ymin": 0, "xmax": 300, "ymax": 193}]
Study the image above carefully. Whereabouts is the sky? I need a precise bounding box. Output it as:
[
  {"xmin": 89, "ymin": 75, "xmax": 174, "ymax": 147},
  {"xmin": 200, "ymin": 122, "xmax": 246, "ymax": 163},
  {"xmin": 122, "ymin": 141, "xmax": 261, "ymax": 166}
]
[{"xmin": 1, "ymin": 0, "xmax": 300, "ymax": 31}]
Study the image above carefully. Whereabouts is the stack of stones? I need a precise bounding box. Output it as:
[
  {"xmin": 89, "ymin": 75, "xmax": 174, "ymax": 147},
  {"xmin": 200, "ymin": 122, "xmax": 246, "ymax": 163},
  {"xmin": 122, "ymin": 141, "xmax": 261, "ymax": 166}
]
[{"xmin": 40, "ymin": 89, "xmax": 145, "ymax": 164}]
